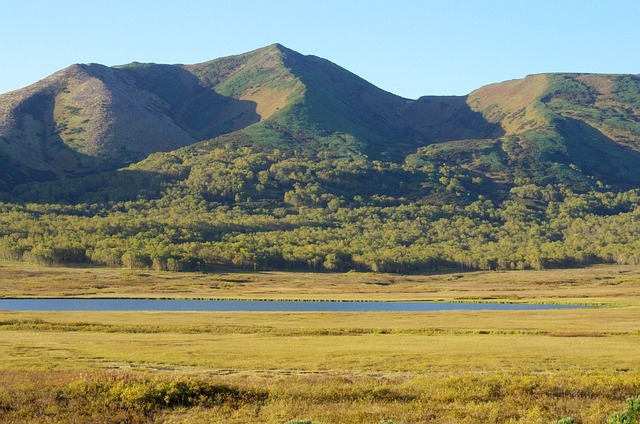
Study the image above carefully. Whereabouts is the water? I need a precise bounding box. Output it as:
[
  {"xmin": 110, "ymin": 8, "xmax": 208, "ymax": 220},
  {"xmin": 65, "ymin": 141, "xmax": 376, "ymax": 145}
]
[{"xmin": 0, "ymin": 298, "xmax": 589, "ymax": 312}]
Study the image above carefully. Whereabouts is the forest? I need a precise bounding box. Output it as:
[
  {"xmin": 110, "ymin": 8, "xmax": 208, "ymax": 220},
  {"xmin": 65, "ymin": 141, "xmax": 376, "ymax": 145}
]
[{"xmin": 2, "ymin": 135, "xmax": 639, "ymax": 274}]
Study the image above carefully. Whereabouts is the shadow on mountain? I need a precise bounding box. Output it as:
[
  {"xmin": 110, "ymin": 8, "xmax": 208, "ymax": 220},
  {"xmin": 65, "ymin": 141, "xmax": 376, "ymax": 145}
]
[
  {"xmin": 4, "ymin": 90, "xmax": 123, "ymax": 187},
  {"xmin": 1, "ymin": 63, "xmax": 263, "ymax": 192},
  {"xmin": 271, "ymin": 48, "xmax": 505, "ymax": 159},
  {"xmin": 398, "ymin": 96, "xmax": 505, "ymax": 144},
  {"xmin": 0, "ymin": 152, "xmax": 52, "ymax": 192},
  {"xmin": 118, "ymin": 63, "xmax": 261, "ymax": 140},
  {"xmin": 559, "ymin": 118, "xmax": 640, "ymax": 187},
  {"xmin": 13, "ymin": 168, "xmax": 180, "ymax": 205}
]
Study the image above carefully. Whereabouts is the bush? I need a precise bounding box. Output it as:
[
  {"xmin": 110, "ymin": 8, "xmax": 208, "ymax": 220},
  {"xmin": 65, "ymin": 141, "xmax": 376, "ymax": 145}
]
[
  {"xmin": 608, "ymin": 396, "xmax": 640, "ymax": 424},
  {"xmin": 61, "ymin": 375, "xmax": 267, "ymax": 417}
]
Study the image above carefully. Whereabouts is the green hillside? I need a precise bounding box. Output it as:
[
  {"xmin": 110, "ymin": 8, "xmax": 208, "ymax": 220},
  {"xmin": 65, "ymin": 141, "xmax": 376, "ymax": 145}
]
[{"xmin": 1, "ymin": 46, "xmax": 640, "ymax": 272}]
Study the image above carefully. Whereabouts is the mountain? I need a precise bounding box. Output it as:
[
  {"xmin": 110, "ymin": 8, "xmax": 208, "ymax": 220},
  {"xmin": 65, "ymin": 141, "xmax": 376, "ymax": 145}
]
[
  {"xmin": 2, "ymin": 45, "xmax": 640, "ymax": 272},
  {"xmin": 465, "ymin": 73, "xmax": 640, "ymax": 187},
  {"xmin": 0, "ymin": 44, "xmax": 504, "ymax": 189},
  {"xmin": 2, "ymin": 44, "xmax": 640, "ymax": 195}
]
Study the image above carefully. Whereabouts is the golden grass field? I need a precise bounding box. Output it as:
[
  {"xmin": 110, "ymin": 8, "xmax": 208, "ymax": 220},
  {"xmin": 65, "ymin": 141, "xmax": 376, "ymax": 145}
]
[{"xmin": 0, "ymin": 262, "xmax": 639, "ymax": 423}]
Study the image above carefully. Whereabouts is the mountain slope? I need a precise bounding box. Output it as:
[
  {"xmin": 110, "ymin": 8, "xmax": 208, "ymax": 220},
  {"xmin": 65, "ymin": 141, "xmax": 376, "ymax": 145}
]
[
  {"xmin": 0, "ymin": 63, "xmax": 197, "ymax": 186},
  {"xmin": 259, "ymin": 45, "xmax": 504, "ymax": 159},
  {"xmin": 0, "ymin": 45, "xmax": 301, "ymax": 187},
  {"xmin": 2, "ymin": 44, "xmax": 640, "ymax": 195},
  {"xmin": 0, "ymin": 44, "xmax": 509, "ymax": 189},
  {"xmin": 423, "ymin": 73, "xmax": 640, "ymax": 189}
]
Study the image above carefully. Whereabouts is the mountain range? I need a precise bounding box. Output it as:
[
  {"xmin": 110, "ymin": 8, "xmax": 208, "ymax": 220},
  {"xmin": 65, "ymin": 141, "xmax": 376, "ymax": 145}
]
[
  {"xmin": 2, "ymin": 44, "xmax": 640, "ymax": 271},
  {"xmin": 2, "ymin": 43, "xmax": 640, "ymax": 195}
]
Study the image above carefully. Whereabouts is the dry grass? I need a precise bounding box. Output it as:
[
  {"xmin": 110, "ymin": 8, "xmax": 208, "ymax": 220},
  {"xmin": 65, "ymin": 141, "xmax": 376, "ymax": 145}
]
[
  {"xmin": 1, "ymin": 261, "xmax": 638, "ymax": 304},
  {"xmin": 0, "ymin": 369, "xmax": 637, "ymax": 423},
  {"xmin": 1, "ymin": 328, "xmax": 638, "ymax": 374}
]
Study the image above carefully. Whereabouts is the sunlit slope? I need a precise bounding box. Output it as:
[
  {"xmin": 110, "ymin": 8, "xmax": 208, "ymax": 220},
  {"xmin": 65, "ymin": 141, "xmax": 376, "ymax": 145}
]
[{"xmin": 2, "ymin": 44, "xmax": 640, "ymax": 193}]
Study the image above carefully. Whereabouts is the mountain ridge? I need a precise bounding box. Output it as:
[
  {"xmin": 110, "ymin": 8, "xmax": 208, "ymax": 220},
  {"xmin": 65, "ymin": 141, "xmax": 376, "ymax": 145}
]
[{"xmin": 2, "ymin": 44, "xmax": 640, "ymax": 193}]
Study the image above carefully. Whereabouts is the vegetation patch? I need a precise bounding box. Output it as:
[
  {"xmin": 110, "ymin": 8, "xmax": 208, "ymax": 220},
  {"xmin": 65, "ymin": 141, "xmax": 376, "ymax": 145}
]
[{"xmin": 0, "ymin": 371, "xmax": 638, "ymax": 423}]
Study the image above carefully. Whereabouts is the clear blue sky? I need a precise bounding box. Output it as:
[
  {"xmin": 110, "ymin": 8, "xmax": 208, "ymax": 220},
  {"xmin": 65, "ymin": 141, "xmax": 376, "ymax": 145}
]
[{"xmin": 2, "ymin": 0, "xmax": 639, "ymax": 98}]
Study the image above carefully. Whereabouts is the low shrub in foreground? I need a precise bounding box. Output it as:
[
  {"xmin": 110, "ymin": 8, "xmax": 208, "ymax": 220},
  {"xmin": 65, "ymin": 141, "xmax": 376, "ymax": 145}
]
[
  {"xmin": 0, "ymin": 371, "xmax": 266, "ymax": 423},
  {"xmin": 0, "ymin": 370, "xmax": 639, "ymax": 423},
  {"xmin": 608, "ymin": 396, "xmax": 640, "ymax": 424}
]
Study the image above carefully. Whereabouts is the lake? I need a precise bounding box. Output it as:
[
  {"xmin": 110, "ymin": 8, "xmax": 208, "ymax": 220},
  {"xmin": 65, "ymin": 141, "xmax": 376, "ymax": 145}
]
[{"xmin": 0, "ymin": 298, "xmax": 590, "ymax": 312}]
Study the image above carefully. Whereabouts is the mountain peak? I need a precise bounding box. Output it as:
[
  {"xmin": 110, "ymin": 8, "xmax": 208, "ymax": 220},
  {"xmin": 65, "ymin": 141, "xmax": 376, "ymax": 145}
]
[
  {"xmin": 266, "ymin": 42, "xmax": 288, "ymax": 51},
  {"xmin": 259, "ymin": 42, "xmax": 296, "ymax": 55}
]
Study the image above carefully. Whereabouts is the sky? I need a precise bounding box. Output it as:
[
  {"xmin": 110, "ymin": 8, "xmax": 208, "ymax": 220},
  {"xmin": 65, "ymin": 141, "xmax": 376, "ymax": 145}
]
[{"xmin": 2, "ymin": 0, "xmax": 640, "ymax": 99}]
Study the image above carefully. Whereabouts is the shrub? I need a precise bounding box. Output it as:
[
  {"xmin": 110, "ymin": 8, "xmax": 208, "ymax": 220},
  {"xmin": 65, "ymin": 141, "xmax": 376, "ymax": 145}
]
[{"xmin": 607, "ymin": 396, "xmax": 640, "ymax": 424}]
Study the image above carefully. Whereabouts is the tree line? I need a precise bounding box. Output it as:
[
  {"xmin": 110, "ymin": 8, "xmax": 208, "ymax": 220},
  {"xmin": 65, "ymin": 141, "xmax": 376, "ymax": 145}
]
[{"xmin": 2, "ymin": 142, "xmax": 639, "ymax": 273}]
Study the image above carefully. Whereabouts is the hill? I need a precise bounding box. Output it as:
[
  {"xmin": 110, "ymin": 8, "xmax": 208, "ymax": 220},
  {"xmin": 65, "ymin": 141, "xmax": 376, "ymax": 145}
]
[
  {"xmin": 3, "ymin": 46, "xmax": 640, "ymax": 194},
  {"xmin": 0, "ymin": 44, "xmax": 507, "ymax": 189},
  {"xmin": 1, "ymin": 45, "xmax": 640, "ymax": 272}
]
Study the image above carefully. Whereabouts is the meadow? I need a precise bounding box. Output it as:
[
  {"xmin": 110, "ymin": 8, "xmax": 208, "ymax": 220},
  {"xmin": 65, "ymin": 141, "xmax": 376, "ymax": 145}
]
[{"xmin": 0, "ymin": 262, "xmax": 639, "ymax": 423}]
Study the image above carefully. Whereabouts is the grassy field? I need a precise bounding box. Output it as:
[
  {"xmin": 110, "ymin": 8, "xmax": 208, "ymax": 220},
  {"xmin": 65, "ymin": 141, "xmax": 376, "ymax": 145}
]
[
  {"xmin": 0, "ymin": 262, "xmax": 639, "ymax": 423},
  {"xmin": 1, "ymin": 261, "xmax": 639, "ymax": 303}
]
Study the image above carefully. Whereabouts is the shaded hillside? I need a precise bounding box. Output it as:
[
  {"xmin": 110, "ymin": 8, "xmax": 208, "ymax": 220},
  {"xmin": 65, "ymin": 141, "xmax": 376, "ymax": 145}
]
[
  {"xmin": 0, "ymin": 45, "xmax": 302, "ymax": 188},
  {"xmin": 0, "ymin": 64, "xmax": 196, "ymax": 187},
  {"xmin": 422, "ymin": 73, "xmax": 640, "ymax": 189}
]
